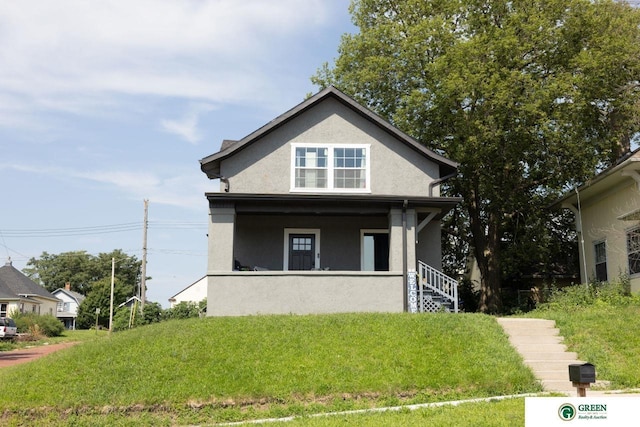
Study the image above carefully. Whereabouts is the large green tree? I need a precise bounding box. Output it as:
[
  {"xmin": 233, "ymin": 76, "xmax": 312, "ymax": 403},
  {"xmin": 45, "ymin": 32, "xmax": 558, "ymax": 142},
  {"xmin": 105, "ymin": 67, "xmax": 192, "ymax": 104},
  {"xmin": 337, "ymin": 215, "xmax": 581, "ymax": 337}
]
[
  {"xmin": 76, "ymin": 277, "xmax": 133, "ymax": 329},
  {"xmin": 314, "ymin": 0, "xmax": 640, "ymax": 312},
  {"xmin": 24, "ymin": 249, "xmax": 142, "ymax": 294}
]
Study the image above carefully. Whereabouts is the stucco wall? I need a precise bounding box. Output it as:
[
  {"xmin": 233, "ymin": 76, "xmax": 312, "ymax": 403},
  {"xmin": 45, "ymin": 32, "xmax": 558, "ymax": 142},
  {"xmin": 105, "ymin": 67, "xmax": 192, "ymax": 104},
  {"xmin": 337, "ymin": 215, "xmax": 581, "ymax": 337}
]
[
  {"xmin": 206, "ymin": 272, "xmax": 404, "ymax": 316},
  {"xmin": 234, "ymin": 214, "xmax": 390, "ymax": 271},
  {"xmin": 580, "ymin": 180, "xmax": 640, "ymax": 292},
  {"xmin": 219, "ymin": 97, "xmax": 440, "ymax": 196},
  {"xmin": 417, "ymin": 220, "xmax": 442, "ymax": 270}
]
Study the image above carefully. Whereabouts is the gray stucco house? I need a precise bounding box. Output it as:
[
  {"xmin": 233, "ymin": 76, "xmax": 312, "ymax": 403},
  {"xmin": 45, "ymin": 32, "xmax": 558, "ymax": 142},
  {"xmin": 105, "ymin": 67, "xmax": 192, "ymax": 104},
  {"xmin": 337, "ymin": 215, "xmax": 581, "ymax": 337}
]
[{"xmin": 200, "ymin": 86, "xmax": 461, "ymax": 316}]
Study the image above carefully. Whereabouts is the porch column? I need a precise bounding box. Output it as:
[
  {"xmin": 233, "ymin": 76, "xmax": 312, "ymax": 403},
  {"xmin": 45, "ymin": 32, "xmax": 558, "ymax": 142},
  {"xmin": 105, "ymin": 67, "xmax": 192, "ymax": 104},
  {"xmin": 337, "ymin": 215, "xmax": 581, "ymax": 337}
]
[
  {"xmin": 208, "ymin": 205, "xmax": 236, "ymax": 272},
  {"xmin": 388, "ymin": 208, "xmax": 417, "ymax": 272}
]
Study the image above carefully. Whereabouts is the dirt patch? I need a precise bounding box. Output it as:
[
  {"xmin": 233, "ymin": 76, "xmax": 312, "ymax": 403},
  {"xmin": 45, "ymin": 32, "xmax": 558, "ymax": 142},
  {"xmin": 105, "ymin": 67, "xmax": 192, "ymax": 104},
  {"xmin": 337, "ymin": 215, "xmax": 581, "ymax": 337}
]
[{"xmin": 0, "ymin": 342, "xmax": 78, "ymax": 368}]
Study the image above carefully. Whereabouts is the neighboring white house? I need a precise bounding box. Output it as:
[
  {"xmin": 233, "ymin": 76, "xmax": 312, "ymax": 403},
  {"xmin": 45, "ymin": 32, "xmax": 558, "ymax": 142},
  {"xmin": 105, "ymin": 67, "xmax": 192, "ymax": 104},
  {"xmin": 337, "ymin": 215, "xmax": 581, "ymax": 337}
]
[
  {"xmin": 552, "ymin": 148, "xmax": 640, "ymax": 292},
  {"xmin": 168, "ymin": 276, "xmax": 207, "ymax": 308},
  {"xmin": 0, "ymin": 258, "xmax": 60, "ymax": 318},
  {"xmin": 52, "ymin": 283, "xmax": 86, "ymax": 330},
  {"xmin": 199, "ymin": 86, "xmax": 461, "ymax": 316}
]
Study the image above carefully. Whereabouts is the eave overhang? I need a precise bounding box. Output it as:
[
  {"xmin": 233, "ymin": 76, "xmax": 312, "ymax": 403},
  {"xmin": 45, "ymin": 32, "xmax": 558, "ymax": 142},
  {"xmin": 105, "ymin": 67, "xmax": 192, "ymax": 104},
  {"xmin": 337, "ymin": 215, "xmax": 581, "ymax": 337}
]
[
  {"xmin": 206, "ymin": 192, "xmax": 461, "ymax": 219},
  {"xmin": 551, "ymin": 150, "xmax": 640, "ymax": 210}
]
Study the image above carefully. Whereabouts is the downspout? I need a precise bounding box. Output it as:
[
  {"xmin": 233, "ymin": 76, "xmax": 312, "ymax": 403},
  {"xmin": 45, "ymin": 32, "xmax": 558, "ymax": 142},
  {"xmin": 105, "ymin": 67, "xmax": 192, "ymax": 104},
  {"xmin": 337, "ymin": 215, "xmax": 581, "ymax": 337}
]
[
  {"xmin": 216, "ymin": 176, "xmax": 230, "ymax": 192},
  {"xmin": 402, "ymin": 199, "xmax": 408, "ymax": 312},
  {"xmin": 575, "ymin": 187, "xmax": 588, "ymax": 289},
  {"xmin": 428, "ymin": 172, "xmax": 457, "ymax": 197}
]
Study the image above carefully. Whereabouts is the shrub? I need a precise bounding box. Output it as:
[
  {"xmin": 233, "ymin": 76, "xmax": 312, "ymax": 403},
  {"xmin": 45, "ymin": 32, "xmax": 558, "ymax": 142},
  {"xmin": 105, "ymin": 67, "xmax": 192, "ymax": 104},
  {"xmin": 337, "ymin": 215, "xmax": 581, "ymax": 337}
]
[
  {"xmin": 13, "ymin": 313, "xmax": 64, "ymax": 337},
  {"xmin": 163, "ymin": 300, "xmax": 204, "ymax": 320},
  {"xmin": 537, "ymin": 275, "xmax": 639, "ymax": 312},
  {"xmin": 111, "ymin": 302, "xmax": 164, "ymax": 332}
]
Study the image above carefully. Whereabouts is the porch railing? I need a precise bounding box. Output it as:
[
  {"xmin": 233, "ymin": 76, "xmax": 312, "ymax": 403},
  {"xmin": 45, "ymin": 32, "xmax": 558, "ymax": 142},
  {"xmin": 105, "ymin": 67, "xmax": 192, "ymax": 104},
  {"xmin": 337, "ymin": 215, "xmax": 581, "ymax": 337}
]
[{"xmin": 417, "ymin": 261, "xmax": 459, "ymax": 313}]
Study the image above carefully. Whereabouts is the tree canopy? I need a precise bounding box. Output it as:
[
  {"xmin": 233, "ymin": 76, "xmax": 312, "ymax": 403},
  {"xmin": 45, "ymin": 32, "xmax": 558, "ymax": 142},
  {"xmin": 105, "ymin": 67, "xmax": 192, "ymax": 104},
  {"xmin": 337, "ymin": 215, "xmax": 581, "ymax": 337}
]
[
  {"xmin": 314, "ymin": 0, "xmax": 640, "ymax": 312},
  {"xmin": 76, "ymin": 277, "xmax": 133, "ymax": 329},
  {"xmin": 23, "ymin": 249, "xmax": 142, "ymax": 294}
]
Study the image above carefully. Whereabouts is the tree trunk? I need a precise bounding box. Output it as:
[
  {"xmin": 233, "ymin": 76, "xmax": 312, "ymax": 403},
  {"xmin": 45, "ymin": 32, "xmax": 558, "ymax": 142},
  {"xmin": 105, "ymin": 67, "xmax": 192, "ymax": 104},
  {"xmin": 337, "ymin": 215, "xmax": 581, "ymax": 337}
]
[{"xmin": 468, "ymin": 190, "xmax": 503, "ymax": 314}]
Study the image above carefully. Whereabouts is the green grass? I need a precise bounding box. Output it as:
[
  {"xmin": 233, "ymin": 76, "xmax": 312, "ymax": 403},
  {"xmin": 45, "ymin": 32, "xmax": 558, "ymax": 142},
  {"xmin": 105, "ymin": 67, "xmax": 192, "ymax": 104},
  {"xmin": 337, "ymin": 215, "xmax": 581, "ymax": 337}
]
[
  {"xmin": 0, "ymin": 328, "xmax": 107, "ymax": 351},
  {"xmin": 528, "ymin": 304, "xmax": 640, "ymax": 389},
  {"xmin": 0, "ymin": 313, "xmax": 539, "ymax": 425},
  {"xmin": 0, "ymin": 397, "xmax": 526, "ymax": 426},
  {"xmin": 268, "ymin": 397, "xmax": 525, "ymax": 426}
]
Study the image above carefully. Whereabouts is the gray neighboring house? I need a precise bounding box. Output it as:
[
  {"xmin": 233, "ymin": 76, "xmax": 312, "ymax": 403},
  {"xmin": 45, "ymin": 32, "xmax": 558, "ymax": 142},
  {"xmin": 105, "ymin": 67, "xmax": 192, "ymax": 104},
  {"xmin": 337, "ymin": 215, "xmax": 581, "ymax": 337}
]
[
  {"xmin": 0, "ymin": 258, "xmax": 60, "ymax": 318},
  {"xmin": 200, "ymin": 86, "xmax": 462, "ymax": 316},
  {"xmin": 52, "ymin": 283, "xmax": 86, "ymax": 330}
]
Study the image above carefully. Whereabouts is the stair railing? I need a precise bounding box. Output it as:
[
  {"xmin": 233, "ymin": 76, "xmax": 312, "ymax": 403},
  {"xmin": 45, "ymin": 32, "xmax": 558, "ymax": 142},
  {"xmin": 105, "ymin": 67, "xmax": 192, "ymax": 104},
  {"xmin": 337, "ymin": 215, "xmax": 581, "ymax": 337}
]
[{"xmin": 417, "ymin": 260, "xmax": 459, "ymax": 313}]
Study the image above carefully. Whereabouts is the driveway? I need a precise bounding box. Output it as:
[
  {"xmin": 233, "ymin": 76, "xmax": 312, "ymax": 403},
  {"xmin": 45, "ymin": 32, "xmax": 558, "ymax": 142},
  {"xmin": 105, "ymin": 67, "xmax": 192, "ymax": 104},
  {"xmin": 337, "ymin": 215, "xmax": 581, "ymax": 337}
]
[{"xmin": 0, "ymin": 342, "xmax": 77, "ymax": 368}]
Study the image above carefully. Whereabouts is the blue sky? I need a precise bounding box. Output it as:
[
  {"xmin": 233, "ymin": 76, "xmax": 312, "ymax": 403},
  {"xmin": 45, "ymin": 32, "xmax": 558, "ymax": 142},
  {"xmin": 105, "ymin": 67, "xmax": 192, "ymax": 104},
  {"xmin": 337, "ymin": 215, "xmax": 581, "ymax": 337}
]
[{"xmin": 0, "ymin": 1, "xmax": 355, "ymax": 307}]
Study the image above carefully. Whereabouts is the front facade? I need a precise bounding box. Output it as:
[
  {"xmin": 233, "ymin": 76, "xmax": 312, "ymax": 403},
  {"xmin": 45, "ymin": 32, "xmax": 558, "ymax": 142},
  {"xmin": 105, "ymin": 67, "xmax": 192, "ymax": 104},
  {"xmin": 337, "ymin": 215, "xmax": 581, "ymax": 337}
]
[
  {"xmin": 554, "ymin": 149, "xmax": 640, "ymax": 292},
  {"xmin": 52, "ymin": 284, "xmax": 85, "ymax": 329},
  {"xmin": 0, "ymin": 259, "xmax": 60, "ymax": 317},
  {"xmin": 200, "ymin": 87, "xmax": 461, "ymax": 316}
]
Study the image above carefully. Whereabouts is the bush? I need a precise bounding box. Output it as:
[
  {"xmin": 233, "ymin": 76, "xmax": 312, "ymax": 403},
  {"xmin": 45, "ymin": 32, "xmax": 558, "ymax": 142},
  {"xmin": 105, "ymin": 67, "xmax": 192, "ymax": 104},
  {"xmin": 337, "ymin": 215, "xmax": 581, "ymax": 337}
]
[
  {"xmin": 537, "ymin": 275, "xmax": 639, "ymax": 312},
  {"xmin": 112, "ymin": 302, "xmax": 164, "ymax": 332},
  {"xmin": 13, "ymin": 313, "xmax": 65, "ymax": 337},
  {"xmin": 164, "ymin": 300, "xmax": 204, "ymax": 320}
]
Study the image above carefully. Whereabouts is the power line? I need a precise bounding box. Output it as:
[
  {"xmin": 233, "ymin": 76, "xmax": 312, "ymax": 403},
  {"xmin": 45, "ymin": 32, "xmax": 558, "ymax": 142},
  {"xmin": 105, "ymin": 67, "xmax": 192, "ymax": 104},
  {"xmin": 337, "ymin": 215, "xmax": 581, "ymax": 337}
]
[
  {"xmin": 0, "ymin": 221, "xmax": 207, "ymax": 238},
  {"xmin": 0, "ymin": 223, "xmax": 141, "ymax": 237},
  {"xmin": 148, "ymin": 221, "xmax": 207, "ymax": 229}
]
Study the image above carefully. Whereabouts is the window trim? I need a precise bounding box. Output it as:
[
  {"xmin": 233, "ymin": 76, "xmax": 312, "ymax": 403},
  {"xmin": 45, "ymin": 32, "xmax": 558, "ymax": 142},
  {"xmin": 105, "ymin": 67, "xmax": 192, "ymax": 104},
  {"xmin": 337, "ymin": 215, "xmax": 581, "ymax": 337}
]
[
  {"xmin": 593, "ymin": 240, "xmax": 607, "ymax": 282},
  {"xmin": 627, "ymin": 226, "xmax": 640, "ymax": 277},
  {"xmin": 290, "ymin": 143, "xmax": 371, "ymax": 193}
]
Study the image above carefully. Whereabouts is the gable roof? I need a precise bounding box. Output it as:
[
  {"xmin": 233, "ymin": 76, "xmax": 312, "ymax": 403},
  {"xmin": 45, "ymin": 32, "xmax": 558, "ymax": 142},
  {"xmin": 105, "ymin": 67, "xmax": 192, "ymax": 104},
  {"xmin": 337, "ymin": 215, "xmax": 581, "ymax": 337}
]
[
  {"xmin": 0, "ymin": 259, "xmax": 59, "ymax": 302},
  {"xmin": 552, "ymin": 148, "xmax": 640, "ymax": 209},
  {"xmin": 118, "ymin": 296, "xmax": 142, "ymax": 309},
  {"xmin": 200, "ymin": 86, "xmax": 458, "ymax": 179},
  {"xmin": 169, "ymin": 275, "xmax": 206, "ymax": 302},
  {"xmin": 52, "ymin": 288, "xmax": 86, "ymax": 305}
]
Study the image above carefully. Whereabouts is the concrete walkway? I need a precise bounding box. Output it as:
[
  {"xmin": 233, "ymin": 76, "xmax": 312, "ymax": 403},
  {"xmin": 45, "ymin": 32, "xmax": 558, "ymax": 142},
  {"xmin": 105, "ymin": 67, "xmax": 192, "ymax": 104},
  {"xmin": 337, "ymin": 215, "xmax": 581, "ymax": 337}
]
[{"xmin": 497, "ymin": 318, "xmax": 591, "ymax": 395}]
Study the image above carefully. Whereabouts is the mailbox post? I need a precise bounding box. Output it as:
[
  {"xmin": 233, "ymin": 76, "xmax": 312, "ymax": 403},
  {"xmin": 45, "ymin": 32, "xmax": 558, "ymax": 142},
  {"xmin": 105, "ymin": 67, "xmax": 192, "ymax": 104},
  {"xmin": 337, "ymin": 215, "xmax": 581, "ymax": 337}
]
[{"xmin": 568, "ymin": 363, "xmax": 596, "ymax": 397}]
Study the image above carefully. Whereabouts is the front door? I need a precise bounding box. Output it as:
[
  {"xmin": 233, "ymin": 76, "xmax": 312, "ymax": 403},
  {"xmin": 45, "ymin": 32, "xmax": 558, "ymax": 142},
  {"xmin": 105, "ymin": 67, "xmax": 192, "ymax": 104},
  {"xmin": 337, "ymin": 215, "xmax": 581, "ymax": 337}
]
[{"xmin": 289, "ymin": 234, "xmax": 316, "ymax": 270}]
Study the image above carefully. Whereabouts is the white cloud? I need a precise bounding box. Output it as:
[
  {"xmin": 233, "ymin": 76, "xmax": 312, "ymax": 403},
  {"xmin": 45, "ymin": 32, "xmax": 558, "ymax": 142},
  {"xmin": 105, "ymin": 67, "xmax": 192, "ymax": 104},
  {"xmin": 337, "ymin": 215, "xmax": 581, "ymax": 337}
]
[
  {"xmin": 161, "ymin": 103, "xmax": 216, "ymax": 144},
  {"xmin": 1, "ymin": 162, "xmax": 208, "ymax": 210},
  {"xmin": 0, "ymin": 0, "xmax": 333, "ymax": 115}
]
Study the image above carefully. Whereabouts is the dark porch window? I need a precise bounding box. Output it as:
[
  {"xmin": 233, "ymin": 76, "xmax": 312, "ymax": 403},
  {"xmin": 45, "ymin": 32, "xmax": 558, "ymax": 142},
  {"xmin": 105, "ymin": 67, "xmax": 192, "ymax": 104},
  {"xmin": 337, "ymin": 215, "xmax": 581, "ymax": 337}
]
[{"xmin": 362, "ymin": 232, "xmax": 389, "ymax": 271}]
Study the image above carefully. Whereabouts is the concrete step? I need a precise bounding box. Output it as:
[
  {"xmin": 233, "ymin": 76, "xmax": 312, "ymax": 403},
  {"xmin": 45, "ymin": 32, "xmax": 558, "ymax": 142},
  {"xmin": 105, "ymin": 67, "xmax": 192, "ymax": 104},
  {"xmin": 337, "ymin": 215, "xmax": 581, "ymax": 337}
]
[
  {"xmin": 526, "ymin": 360, "xmax": 586, "ymax": 371},
  {"xmin": 534, "ymin": 370, "xmax": 575, "ymax": 380},
  {"xmin": 513, "ymin": 343, "xmax": 568, "ymax": 353},
  {"xmin": 521, "ymin": 352, "xmax": 578, "ymax": 361},
  {"xmin": 497, "ymin": 318, "xmax": 556, "ymax": 328},
  {"xmin": 541, "ymin": 379, "xmax": 577, "ymax": 393},
  {"xmin": 507, "ymin": 335, "xmax": 564, "ymax": 345},
  {"xmin": 497, "ymin": 317, "xmax": 593, "ymax": 395}
]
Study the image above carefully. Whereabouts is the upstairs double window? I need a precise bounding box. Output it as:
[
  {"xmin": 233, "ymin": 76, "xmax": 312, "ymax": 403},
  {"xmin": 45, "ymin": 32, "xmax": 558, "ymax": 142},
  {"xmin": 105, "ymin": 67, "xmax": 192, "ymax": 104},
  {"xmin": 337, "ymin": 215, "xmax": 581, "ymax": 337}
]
[{"xmin": 292, "ymin": 144, "xmax": 370, "ymax": 192}]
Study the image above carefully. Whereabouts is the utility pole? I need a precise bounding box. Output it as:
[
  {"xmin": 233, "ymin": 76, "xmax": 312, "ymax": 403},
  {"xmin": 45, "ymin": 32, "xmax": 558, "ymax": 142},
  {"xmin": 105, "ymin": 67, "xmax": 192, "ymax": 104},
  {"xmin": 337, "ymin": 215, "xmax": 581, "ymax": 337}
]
[
  {"xmin": 141, "ymin": 199, "xmax": 149, "ymax": 309},
  {"xmin": 109, "ymin": 257, "xmax": 115, "ymax": 335}
]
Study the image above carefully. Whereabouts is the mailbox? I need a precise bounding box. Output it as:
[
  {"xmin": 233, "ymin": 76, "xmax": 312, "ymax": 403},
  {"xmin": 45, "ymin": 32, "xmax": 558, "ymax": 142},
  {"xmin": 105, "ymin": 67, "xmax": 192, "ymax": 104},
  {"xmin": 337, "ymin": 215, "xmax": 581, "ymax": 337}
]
[{"xmin": 569, "ymin": 363, "xmax": 596, "ymax": 384}]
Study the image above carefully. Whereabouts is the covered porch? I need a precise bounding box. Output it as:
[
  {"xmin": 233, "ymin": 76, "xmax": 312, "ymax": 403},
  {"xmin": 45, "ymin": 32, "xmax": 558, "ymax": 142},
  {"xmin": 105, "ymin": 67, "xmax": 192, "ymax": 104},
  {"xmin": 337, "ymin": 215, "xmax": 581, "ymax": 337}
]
[{"xmin": 205, "ymin": 193, "xmax": 460, "ymax": 316}]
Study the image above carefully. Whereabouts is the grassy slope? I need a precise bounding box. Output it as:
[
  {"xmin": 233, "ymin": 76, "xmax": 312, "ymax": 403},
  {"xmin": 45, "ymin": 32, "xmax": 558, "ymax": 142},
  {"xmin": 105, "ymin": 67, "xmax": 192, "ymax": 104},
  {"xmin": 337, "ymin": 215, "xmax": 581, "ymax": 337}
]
[
  {"xmin": 528, "ymin": 304, "xmax": 640, "ymax": 389},
  {"xmin": 0, "ymin": 313, "xmax": 538, "ymax": 424}
]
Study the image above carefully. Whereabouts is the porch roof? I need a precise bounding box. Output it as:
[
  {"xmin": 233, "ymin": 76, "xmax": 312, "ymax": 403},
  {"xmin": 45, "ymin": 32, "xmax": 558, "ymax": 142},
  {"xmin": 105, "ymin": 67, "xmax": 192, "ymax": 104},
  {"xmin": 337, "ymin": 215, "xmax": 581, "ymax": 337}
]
[{"xmin": 206, "ymin": 192, "xmax": 461, "ymax": 218}]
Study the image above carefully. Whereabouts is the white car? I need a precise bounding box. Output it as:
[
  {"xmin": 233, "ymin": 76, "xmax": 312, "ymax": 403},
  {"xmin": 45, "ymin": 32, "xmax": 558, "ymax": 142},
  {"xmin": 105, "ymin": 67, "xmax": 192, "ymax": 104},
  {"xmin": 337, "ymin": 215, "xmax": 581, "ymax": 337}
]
[{"xmin": 0, "ymin": 317, "xmax": 17, "ymax": 339}]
